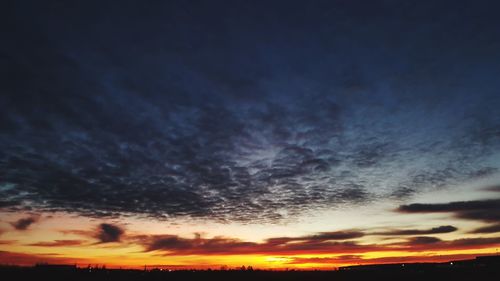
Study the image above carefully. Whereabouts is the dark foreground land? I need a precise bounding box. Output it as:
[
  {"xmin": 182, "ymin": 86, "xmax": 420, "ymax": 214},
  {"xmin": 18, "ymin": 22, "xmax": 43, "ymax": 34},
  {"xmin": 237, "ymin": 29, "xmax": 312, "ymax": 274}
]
[{"xmin": 2, "ymin": 256, "xmax": 500, "ymax": 281}]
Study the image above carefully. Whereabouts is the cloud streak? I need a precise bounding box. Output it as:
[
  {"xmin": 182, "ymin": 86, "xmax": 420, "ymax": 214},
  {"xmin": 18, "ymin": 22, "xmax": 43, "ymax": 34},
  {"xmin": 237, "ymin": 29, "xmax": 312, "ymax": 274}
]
[
  {"xmin": 373, "ymin": 225, "xmax": 457, "ymax": 236},
  {"xmin": 285, "ymin": 253, "xmax": 488, "ymax": 265},
  {"xmin": 26, "ymin": 240, "xmax": 85, "ymax": 247},
  {"xmin": 470, "ymin": 224, "xmax": 500, "ymax": 234},
  {"xmin": 397, "ymin": 199, "xmax": 500, "ymax": 223},
  {"xmin": 0, "ymin": 250, "xmax": 88, "ymax": 266}
]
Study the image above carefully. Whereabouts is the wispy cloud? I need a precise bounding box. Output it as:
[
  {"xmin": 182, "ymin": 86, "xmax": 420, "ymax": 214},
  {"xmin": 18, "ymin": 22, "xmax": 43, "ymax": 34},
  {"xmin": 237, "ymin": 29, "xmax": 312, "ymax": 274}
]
[
  {"xmin": 373, "ymin": 225, "xmax": 457, "ymax": 236},
  {"xmin": 26, "ymin": 240, "xmax": 85, "ymax": 247}
]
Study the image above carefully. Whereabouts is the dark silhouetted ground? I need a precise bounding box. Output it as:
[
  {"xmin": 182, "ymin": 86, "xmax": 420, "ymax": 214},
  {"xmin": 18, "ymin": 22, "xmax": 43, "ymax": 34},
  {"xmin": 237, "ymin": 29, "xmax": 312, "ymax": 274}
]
[{"xmin": 1, "ymin": 256, "xmax": 500, "ymax": 281}]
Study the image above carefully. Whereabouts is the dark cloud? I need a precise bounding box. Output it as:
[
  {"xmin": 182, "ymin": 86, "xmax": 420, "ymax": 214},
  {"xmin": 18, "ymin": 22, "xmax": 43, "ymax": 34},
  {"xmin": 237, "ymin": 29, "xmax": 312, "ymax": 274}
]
[
  {"xmin": 1, "ymin": 1, "xmax": 499, "ymax": 223},
  {"xmin": 374, "ymin": 225, "xmax": 457, "ymax": 236},
  {"xmin": 95, "ymin": 223, "xmax": 124, "ymax": 243},
  {"xmin": 266, "ymin": 231, "xmax": 364, "ymax": 245},
  {"xmin": 397, "ymin": 199, "xmax": 500, "ymax": 223},
  {"xmin": 302, "ymin": 231, "xmax": 365, "ymax": 241},
  {"xmin": 10, "ymin": 216, "xmax": 39, "ymax": 231},
  {"xmin": 26, "ymin": 240, "xmax": 85, "ymax": 247},
  {"xmin": 406, "ymin": 236, "xmax": 442, "ymax": 245},
  {"xmin": 470, "ymin": 224, "xmax": 500, "ymax": 234}
]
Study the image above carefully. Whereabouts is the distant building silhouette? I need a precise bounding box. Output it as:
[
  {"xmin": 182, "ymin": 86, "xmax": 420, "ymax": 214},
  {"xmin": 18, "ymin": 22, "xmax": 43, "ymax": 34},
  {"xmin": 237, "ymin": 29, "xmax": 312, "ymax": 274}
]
[{"xmin": 475, "ymin": 255, "xmax": 500, "ymax": 266}]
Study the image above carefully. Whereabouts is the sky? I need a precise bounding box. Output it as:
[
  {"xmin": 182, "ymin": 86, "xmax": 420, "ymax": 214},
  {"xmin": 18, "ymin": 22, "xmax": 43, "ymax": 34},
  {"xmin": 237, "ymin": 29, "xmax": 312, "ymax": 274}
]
[{"xmin": 1, "ymin": 0, "xmax": 500, "ymax": 270}]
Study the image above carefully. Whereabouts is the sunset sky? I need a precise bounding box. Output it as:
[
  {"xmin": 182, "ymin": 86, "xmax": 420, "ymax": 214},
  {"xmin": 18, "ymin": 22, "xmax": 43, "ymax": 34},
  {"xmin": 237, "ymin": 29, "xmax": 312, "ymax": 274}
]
[{"xmin": 1, "ymin": 0, "xmax": 500, "ymax": 270}]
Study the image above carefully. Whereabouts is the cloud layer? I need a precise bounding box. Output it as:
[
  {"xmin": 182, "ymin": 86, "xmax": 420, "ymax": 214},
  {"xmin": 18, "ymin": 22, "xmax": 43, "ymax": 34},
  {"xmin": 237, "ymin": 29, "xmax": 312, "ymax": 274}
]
[
  {"xmin": 138, "ymin": 232, "xmax": 500, "ymax": 256},
  {"xmin": 1, "ymin": 1, "xmax": 499, "ymax": 223}
]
